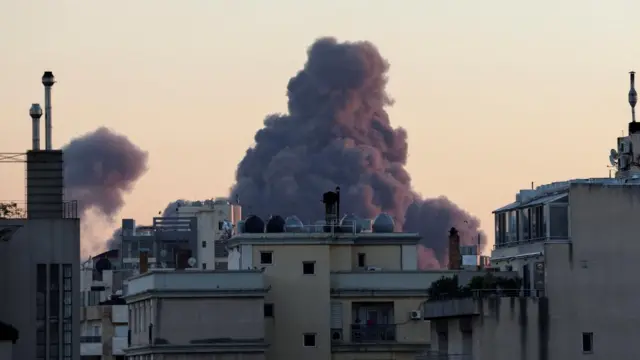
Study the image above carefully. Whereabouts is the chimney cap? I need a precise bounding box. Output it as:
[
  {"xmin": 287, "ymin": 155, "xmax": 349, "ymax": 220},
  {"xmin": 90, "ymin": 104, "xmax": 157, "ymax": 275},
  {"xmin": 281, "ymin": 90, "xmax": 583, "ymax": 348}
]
[
  {"xmin": 42, "ymin": 71, "xmax": 55, "ymax": 86},
  {"xmin": 29, "ymin": 103, "xmax": 42, "ymax": 118}
]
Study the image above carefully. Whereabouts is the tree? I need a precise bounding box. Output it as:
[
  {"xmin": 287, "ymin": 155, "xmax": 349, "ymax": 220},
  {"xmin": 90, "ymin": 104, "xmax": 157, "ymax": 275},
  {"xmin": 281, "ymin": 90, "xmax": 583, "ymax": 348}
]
[{"xmin": 0, "ymin": 202, "xmax": 25, "ymax": 219}]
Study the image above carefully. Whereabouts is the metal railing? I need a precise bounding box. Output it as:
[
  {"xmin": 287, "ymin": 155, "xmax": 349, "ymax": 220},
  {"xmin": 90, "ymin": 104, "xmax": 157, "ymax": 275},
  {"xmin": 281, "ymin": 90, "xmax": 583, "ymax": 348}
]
[{"xmin": 350, "ymin": 324, "xmax": 396, "ymax": 342}]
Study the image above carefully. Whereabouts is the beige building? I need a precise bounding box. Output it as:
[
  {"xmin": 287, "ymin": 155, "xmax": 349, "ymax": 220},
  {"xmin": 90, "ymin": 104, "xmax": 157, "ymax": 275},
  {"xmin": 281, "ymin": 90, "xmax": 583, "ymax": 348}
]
[
  {"xmin": 123, "ymin": 269, "xmax": 269, "ymax": 360},
  {"xmin": 424, "ymin": 181, "xmax": 640, "ymax": 360},
  {"xmin": 80, "ymin": 302, "xmax": 128, "ymax": 360},
  {"xmin": 227, "ymin": 218, "xmax": 435, "ymax": 360}
]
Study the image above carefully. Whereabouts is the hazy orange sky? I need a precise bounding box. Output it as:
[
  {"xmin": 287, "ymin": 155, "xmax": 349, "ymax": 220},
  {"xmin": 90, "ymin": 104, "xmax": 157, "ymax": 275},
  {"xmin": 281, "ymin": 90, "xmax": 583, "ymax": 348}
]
[{"xmin": 1, "ymin": 1, "xmax": 639, "ymax": 254}]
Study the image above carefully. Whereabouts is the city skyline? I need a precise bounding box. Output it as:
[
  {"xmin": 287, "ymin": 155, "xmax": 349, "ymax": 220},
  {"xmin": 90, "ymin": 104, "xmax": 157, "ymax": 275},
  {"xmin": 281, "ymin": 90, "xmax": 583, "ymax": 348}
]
[{"xmin": 2, "ymin": 1, "xmax": 639, "ymax": 254}]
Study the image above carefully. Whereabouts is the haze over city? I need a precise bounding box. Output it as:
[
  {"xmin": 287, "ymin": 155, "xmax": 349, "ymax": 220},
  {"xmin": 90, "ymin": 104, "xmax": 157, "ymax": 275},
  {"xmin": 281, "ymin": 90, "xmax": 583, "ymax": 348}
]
[{"xmin": 2, "ymin": 0, "xmax": 639, "ymax": 257}]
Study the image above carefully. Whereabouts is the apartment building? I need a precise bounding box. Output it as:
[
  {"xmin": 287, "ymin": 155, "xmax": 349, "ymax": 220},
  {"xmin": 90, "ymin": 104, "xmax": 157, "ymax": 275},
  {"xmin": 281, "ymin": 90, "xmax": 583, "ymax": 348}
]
[
  {"xmin": 123, "ymin": 269, "xmax": 269, "ymax": 359},
  {"xmin": 421, "ymin": 72, "xmax": 640, "ymax": 360},
  {"xmin": 223, "ymin": 188, "xmax": 437, "ymax": 360},
  {"xmin": 79, "ymin": 300, "xmax": 128, "ymax": 360}
]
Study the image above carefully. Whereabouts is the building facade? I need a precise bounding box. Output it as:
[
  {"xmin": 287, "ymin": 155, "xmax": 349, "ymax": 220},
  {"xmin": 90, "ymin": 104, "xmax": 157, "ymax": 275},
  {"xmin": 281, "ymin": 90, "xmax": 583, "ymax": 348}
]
[
  {"xmin": 227, "ymin": 213, "xmax": 434, "ymax": 360},
  {"xmin": 79, "ymin": 302, "xmax": 128, "ymax": 360},
  {"xmin": 123, "ymin": 269, "xmax": 269, "ymax": 359}
]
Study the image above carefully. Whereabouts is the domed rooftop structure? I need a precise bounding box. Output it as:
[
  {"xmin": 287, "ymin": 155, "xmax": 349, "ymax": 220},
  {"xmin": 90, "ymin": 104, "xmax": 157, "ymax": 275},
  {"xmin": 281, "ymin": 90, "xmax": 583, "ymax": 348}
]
[
  {"xmin": 266, "ymin": 215, "xmax": 286, "ymax": 233},
  {"xmin": 285, "ymin": 216, "xmax": 304, "ymax": 232},
  {"xmin": 372, "ymin": 213, "xmax": 395, "ymax": 233},
  {"xmin": 244, "ymin": 215, "xmax": 265, "ymax": 233},
  {"xmin": 340, "ymin": 213, "xmax": 362, "ymax": 233}
]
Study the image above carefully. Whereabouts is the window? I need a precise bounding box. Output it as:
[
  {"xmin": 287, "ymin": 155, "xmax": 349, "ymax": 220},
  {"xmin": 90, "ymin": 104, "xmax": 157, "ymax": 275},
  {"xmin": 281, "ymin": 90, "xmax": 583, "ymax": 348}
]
[
  {"xmin": 357, "ymin": 253, "xmax": 366, "ymax": 267},
  {"xmin": 202, "ymin": 241, "xmax": 207, "ymax": 248},
  {"xmin": 303, "ymin": 261, "xmax": 315, "ymax": 275},
  {"xmin": 202, "ymin": 263, "xmax": 207, "ymax": 270},
  {"xmin": 582, "ymin": 332, "xmax": 593, "ymax": 353},
  {"xmin": 260, "ymin": 251, "xmax": 273, "ymax": 265},
  {"xmin": 264, "ymin": 303, "xmax": 274, "ymax": 317},
  {"xmin": 303, "ymin": 333, "xmax": 316, "ymax": 347}
]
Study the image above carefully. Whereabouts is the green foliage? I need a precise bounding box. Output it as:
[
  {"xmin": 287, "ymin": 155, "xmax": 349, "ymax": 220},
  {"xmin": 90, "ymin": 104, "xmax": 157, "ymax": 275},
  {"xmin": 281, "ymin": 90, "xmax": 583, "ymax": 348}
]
[
  {"xmin": 427, "ymin": 272, "xmax": 523, "ymax": 300},
  {"xmin": 0, "ymin": 202, "xmax": 25, "ymax": 219}
]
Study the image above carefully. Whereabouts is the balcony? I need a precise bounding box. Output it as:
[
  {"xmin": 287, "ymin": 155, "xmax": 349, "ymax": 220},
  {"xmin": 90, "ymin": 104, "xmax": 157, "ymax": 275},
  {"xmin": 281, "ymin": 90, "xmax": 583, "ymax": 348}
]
[
  {"xmin": 331, "ymin": 271, "xmax": 450, "ymax": 297},
  {"xmin": 112, "ymin": 336, "xmax": 127, "ymax": 355},
  {"xmin": 80, "ymin": 336, "xmax": 101, "ymax": 357},
  {"xmin": 350, "ymin": 324, "xmax": 396, "ymax": 343},
  {"xmin": 423, "ymin": 298, "xmax": 480, "ymax": 319}
]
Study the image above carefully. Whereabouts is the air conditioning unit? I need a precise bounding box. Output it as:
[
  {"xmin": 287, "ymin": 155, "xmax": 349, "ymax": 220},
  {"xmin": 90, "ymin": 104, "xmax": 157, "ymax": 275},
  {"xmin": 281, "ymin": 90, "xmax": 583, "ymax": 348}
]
[
  {"xmin": 410, "ymin": 310, "xmax": 422, "ymax": 320},
  {"xmin": 331, "ymin": 330, "xmax": 343, "ymax": 342},
  {"xmin": 366, "ymin": 266, "xmax": 382, "ymax": 272}
]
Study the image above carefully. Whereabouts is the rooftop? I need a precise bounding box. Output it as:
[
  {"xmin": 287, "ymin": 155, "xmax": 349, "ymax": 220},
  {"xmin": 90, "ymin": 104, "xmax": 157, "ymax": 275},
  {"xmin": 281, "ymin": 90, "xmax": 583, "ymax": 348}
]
[
  {"xmin": 227, "ymin": 230, "xmax": 421, "ymax": 247},
  {"xmin": 124, "ymin": 269, "xmax": 269, "ymax": 300}
]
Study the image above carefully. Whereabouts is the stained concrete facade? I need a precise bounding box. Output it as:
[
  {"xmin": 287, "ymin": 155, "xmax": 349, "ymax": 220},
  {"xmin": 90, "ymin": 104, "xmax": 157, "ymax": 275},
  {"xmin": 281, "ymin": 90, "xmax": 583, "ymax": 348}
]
[
  {"xmin": 228, "ymin": 231, "xmax": 437, "ymax": 360},
  {"xmin": 428, "ymin": 182, "xmax": 640, "ymax": 359},
  {"xmin": 123, "ymin": 270, "xmax": 269, "ymax": 359},
  {"xmin": 0, "ymin": 218, "xmax": 81, "ymax": 360}
]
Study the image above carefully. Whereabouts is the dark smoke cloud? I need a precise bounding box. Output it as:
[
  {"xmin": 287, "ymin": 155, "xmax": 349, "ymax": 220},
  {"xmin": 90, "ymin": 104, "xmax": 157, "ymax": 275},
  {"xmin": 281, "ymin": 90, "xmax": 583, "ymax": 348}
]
[
  {"xmin": 63, "ymin": 127, "xmax": 148, "ymax": 252},
  {"xmin": 64, "ymin": 127, "xmax": 149, "ymax": 218},
  {"xmin": 230, "ymin": 37, "xmax": 485, "ymax": 268}
]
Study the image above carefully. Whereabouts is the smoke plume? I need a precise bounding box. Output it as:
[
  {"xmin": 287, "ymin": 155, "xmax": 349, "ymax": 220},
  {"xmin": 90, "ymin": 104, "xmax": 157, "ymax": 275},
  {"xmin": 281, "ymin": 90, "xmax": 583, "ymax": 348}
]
[
  {"xmin": 230, "ymin": 37, "xmax": 485, "ymax": 268},
  {"xmin": 63, "ymin": 127, "xmax": 149, "ymax": 252}
]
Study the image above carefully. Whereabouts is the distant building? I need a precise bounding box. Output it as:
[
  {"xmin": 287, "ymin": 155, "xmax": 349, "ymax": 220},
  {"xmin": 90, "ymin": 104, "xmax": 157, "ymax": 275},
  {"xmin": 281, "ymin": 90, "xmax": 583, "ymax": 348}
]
[
  {"xmin": 422, "ymin": 72, "xmax": 640, "ymax": 360},
  {"xmin": 79, "ymin": 299, "xmax": 128, "ymax": 360}
]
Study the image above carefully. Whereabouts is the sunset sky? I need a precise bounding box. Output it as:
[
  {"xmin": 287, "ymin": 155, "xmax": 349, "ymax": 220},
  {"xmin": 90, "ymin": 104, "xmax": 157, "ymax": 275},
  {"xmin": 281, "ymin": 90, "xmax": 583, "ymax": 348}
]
[{"xmin": 1, "ymin": 1, "xmax": 639, "ymax": 254}]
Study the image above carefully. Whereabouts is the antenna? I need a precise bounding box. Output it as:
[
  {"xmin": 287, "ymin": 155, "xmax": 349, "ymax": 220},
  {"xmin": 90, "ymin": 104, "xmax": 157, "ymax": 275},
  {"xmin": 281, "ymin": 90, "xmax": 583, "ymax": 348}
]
[
  {"xmin": 630, "ymin": 71, "xmax": 637, "ymax": 122},
  {"xmin": 609, "ymin": 148, "xmax": 619, "ymax": 167}
]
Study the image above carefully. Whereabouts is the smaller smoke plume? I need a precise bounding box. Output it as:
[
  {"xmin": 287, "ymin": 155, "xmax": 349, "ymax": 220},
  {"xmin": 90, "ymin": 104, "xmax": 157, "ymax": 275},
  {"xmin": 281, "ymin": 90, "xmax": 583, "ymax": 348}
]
[{"xmin": 64, "ymin": 127, "xmax": 149, "ymax": 218}]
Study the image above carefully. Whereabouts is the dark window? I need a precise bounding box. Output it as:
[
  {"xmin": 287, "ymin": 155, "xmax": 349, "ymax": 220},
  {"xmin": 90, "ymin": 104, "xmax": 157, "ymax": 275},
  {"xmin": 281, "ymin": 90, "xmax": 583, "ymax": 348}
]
[
  {"xmin": 264, "ymin": 303, "xmax": 274, "ymax": 317},
  {"xmin": 260, "ymin": 251, "xmax": 273, "ymax": 265},
  {"xmin": 36, "ymin": 264, "xmax": 46, "ymax": 360},
  {"xmin": 357, "ymin": 253, "xmax": 366, "ymax": 267},
  {"xmin": 303, "ymin": 333, "xmax": 316, "ymax": 347},
  {"xmin": 215, "ymin": 262, "xmax": 228, "ymax": 270},
  {"xmin": 201, "ymin": 241, "xmax": 207, "ymax": 248},
  {"xmin": 202, "ymin": 263, "xmax": 207, "ymax": 270},
  {"xmin": 303, "ymin": 261, "xmax": 315, "ymax": 275},
  {"xmin": 63, "ymin": 264, "xmax": 72, "ymax": 360},
  {"xmin": 582, "ymin": 332, "xmax": 593, "ymax": 352},
  {"xmin": 218, "ymin": 221, "xmax": 223, "ymax": 230}
]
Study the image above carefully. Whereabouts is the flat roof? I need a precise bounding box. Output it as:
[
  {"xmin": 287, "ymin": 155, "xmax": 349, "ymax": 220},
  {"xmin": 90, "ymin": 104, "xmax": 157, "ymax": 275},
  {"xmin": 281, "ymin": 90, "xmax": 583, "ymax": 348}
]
[
  {"xmin": 125, "ymin": 269, "xmax": 269, "ymax": 300},
  {"xmin": 227, "ymin": 232, "xmax": 421, "ymax": 248}
]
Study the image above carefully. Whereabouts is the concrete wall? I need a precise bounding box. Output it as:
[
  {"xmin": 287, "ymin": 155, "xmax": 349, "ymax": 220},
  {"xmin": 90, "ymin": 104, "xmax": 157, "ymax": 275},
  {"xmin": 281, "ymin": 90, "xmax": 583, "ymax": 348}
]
[
  {"xmin": 132, "ymin": 354, "xmax": 264, "ymax": 360},
  {"xmin": 0, "ymin": 341, "xmax": 12, "ymax": 360},
  {"xmin": 0, "ymin": 218, "xmax": 81, "ymax": 360},
  {"xmin": 252, "ymin": 244, "xmax": 332, "ymax": 360},
  {"xmin": 329, "ymin": 243, "xmax": 416, "ymax": 271}
]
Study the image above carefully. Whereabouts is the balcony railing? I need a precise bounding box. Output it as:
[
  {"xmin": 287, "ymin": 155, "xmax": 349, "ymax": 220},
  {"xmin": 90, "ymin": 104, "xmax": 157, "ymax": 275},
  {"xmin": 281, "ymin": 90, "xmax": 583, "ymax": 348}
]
[
  {"xmin": 416, "ymin": 351, "xmax": 473, "ymax": 360},
  {"xmin": 350, "ymin": 324, "xmax": 396, "ymax": 343},
  {"xmin": 80, "ymin": 336, "xmax": 101, "ymax": 343}
]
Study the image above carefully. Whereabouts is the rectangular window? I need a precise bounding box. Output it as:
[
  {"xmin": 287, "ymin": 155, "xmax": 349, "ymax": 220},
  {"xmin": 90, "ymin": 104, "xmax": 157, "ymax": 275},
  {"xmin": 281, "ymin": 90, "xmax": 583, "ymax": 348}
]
[
  {"xmin": 202, "ymin": 263, "xmax": 207, "ymax": 270},
  {"xmin": 303, "ymin": 261, "xmax": 316, "ymax": 275},
  {"xmin": 357, "ymin": 253, "xmax": 366, "ymax": 267},
  {"xmin": 260, "ymin": 251, "xmax": 273, "ymax": 265},
  {"xmin": 36, "ymin": 264, "xmax": 47, "ymax": 360},
  {"xmin": 201, "ymin": 240, "xmax": 207, "ymax": 248},
  {"xmin": 264, "ymin": 303, "xmax": 274, "ymax": 317},
  {"xmin": 215, "ymin": 262, "xmax": 228, "ymax": 270},
  {"xmin": 303, "ymin": 333, "xmax": 316, "ymax": 347},
  {"xmin": 582, "ymin": 332, "xmax": 593, "ymax": 353},
  {"xmin": 49, "ymin": 263, "xmax": 60, "ymax": 360},
  {"xmin": 63, "ymin": 264, "xmax": 73, "ymax": 360}
]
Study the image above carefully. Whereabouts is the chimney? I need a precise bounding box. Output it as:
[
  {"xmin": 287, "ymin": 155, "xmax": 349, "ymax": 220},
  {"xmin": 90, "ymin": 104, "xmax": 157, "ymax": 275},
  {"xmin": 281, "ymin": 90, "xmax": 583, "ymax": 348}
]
[
  {"xmin": 42, "ymin": 71, "xmax": 55, "ymax": 150},
  {"xmin": 448, "ymin": 227, "xmax": 461, "ymax": 270},
  {"xmin": 29, "ymin": 104, "xmax": 42, "ymax": 151},
  {"xmin": 139, "ymin": 251, "xmax": 149, "ymax": 274},
  {"xmin": 629, "ymin": 71, "xmax": 640, "ymax": 134}
]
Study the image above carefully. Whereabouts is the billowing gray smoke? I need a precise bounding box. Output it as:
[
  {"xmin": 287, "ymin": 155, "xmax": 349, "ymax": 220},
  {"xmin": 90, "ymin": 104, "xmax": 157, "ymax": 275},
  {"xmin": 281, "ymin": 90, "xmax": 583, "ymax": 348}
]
[
  {"xmin": 63, "ymin": 127, "xmax": 149, "ymax": 250},
  {"xmin": 230, "ymin": 37, "xmax": 485, "ymax": 268}
]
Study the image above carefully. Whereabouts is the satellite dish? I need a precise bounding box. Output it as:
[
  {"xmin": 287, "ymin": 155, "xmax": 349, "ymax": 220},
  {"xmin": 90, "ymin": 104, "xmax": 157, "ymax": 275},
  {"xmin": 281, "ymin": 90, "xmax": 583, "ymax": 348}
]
[
  {"xmin": 160, "ymin": 249, "xmax": 168, "ymax": 258},
  {"xmin": 187, "ymin": 257, "xmax": 197, "ymax": 268},
  {"xmin": 610, "ymin": 149, "xmax": 619, "ymax": 167}
]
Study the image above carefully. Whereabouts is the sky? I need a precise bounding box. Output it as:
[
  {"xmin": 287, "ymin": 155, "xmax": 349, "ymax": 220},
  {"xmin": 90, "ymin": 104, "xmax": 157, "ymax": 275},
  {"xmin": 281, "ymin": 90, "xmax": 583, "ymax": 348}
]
[{"xmin": 1, "ymin": 0, "xmax": 639, "ymax": 253}]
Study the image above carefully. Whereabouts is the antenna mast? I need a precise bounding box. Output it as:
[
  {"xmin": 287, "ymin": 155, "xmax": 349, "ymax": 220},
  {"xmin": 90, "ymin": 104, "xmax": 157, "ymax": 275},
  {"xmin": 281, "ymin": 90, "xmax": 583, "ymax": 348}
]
[{"xmin": 629, "ymin": 71, "xmax": 639, "ymax": 134}]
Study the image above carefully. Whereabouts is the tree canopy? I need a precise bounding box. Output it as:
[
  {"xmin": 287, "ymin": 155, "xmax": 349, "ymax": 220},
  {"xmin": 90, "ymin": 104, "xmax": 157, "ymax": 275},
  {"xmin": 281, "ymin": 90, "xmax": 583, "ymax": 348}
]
[
  {"xmin": 0, "ymin": 202, "xmax": 25, "ymax": 219},
  {"xmin": 427, "ymin": 273, "xmax": 523, "ymax": 301}
]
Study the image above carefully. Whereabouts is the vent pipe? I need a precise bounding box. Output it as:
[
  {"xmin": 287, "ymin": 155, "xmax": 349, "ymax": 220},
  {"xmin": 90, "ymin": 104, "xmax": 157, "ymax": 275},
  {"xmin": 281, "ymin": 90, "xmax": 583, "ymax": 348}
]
[
  {"xmin": 448, "ymin": 227, "xmax": 461, "ymax": 270},
  {"xmin": 29, "ymin": 104, "xmax": 42, "ymax": 151},
  {"xmin": 42, "ymin": 71, "xmax": 56, "ymax": 150}
]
